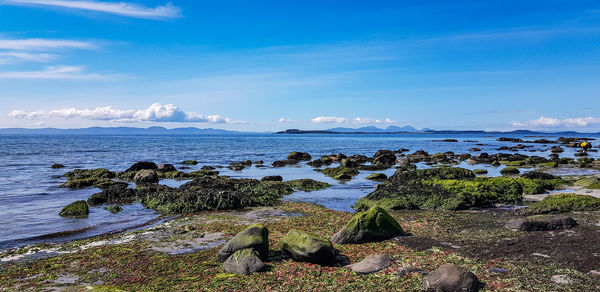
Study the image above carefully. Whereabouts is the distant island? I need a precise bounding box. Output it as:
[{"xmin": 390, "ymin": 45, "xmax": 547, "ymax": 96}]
[{"xmin": 276, "ymin": 126, "xmax": 598, "ymax": 135}]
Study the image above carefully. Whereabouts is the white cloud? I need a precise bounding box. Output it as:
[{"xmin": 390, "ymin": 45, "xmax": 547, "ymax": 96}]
[
  {"xmin": 4, "ymin": 0, "xmax": 181, "ymax": 19},
  {"xmin": 278, "ymin": 118, "xmax": 293, "ymax": 123},
  {"xmin": 0, "ymin": 38, "xmax": 95, "ymax": 51},
  {"xmin": 311, "ymin": 116, "xmax": 396, "ymax": 124},
  {"xmin": 513, "ymin": 116, "xmax": 600, "ymax": 128},
  {"xmin": 9, "ymin": 103, "xmax": 243, "ymax": 124},
  {"xmin": 0, "ymin": 51, "xmax": 55, "ymax": 63},
  {"xmin": 311, "ymin": 116, "xmax": 348, "ymax": 123},
  {"xmin": 384, "ymin": 118, "xmax": 395, "ymax": 123},
  {"xmin": 0, "ymin": 65, "xmax": 120, "ymax": 80}
]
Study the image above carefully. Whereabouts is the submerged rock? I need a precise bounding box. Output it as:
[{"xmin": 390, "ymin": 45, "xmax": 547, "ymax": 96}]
[
  {"xmin": 61, "ymin": 168, "xmax": 119, "ymax": 189},
  {"xmin": 331, "ymin": 207, "xmax": 404, "ymax": 244},
  {"xmin": 347, "ymin": 254, "xmax": 391, "ymax": 274},
  {"xmin": 125, "ymin": 161, "xmax": 157, "ymax": 172},
  {"xmin": 280, "ymin": 229, "xmax": 336, "ymax": 265},
  {"xmin": 423, "ymin": 264, "xmax": 481, "ymax": 292},
  {"xmin": 317, "ymin": 166, "xmax": 359, "ymax": 180},
  {"xmin": 217, "ymin": 224, "xmax": 269, "ymax": 263},
  {"xmin": 222, "ymin": 248, "xmax": 265, "ymax": 275},
  {"xmin": 50, "ymin": 163, "xmax": 65, "ymax": 169},
  {"xmin": 104, "ymin": 205, "xmax": 123, "ymax": 213},
  {"xmin": 505, "ymin": 215, "xmax": 577, "ymax": 231},
  {"xmin": 59, "ymin": 200, "xmax": 89, "ymax": 217}
]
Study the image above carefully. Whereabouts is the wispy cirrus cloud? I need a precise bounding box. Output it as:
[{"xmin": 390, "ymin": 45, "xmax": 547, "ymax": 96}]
[
  {"xmin": 311, "ymin": 116, "xmax": 394, "ymax": 124},
  {"xmin": 3, "ymin": 0, "xmax": 182, "ymax": 19},
  {"xmin": 9, "ymin": 103, "xmax": 244, "ymax": 124},
  {"xmin": 0, "ymin": 65, "xmax": 123, "ymax": 80},
  {"xmin": 0, "ymin": 38, "xmax": 96, "ymax": 51},
  {"xmin": 512, "ymin": 116, "xmax": 600, "ymax": 128}
]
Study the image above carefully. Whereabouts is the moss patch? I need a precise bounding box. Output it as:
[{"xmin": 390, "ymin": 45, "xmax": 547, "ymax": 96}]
[
  {"xmin": 104, "ymin": 205, "xmax": 123, "ymax": 213},
  {"xmin": 520, "ymin": 193, "xmax": 600, "ymax": 215},
  {"xmin": 59, "ymin": 200, "xmax": 89, "ymax": 217},
  {"xmin": 283, "ymin": 179, "xmax": 331, "ymax": 191},
  {"xmin": 316, "ymin": 167, "xmax": 359, "ymax": 180}
]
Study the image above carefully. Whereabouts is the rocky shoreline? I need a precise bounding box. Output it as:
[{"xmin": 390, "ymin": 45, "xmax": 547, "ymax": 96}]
[{"xmin": 2, "ymin": 137, "xmax": 600, "ymax": 291}]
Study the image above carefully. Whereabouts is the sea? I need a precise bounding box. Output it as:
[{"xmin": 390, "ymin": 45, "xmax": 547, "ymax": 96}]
[{"xmin": 1, "ymin": 132, "xmax": 599, "ymax": 250}]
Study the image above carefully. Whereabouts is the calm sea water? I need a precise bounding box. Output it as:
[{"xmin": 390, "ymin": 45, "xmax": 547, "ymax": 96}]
[{"xmin": 1, "ymin": 133, "xmax": 598, "ymax": 250}]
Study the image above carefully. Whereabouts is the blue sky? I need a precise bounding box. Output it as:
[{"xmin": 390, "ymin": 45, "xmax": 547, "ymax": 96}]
[{"xmin": 1, "ymin": 0, "xmax": 600, "ymax": 131}]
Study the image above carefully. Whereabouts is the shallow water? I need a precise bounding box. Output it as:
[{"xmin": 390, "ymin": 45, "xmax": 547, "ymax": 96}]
[{"xmin": 1, "ymin": 132, "xmax": 598, "ymax": 250}]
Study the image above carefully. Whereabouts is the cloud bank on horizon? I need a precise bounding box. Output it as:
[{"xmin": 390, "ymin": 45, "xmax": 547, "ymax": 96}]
[{"xmin": 1, "ymin": 1, "xmax": 600, "ymax": 131}]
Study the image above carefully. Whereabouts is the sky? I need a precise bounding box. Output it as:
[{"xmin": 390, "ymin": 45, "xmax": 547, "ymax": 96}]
[{"xmin": 1, "ymin": 0, "xmax": 600, "ymax": 132}]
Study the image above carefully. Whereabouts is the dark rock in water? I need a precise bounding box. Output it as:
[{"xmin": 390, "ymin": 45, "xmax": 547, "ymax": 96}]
[
  {"xmin": 491, "ymin": 161, "xmax": 501, "ymax": 167},
  {"xmin": 222, "ymin": 248, "xmax": 265, "ymax": 275},
  {"xmin": 229, "ymin": 163, "xmax": 245, "ymax": 171},
  {"xmin": 433, "ymin": 139, "xmax": 458, "ymax": 142},
  {"xmin": 218, "ymin": 224, "xmax": 269, "ymax": 263},
  {"xmin": 59, "ymin": 200, "xmax": 89, "ymax": 217},
  {"xmin": 288, "ymin": 151, "xmax": 312, "ymax": 161},
  {"xmin": 505, "ymin": 216, "xmax": 577, "ymax": 231},
  {"xmin": 366, "ymin": 173, "xmax": 387, "ymax": 181},
  {"xmin": 87, "ymin": 184, "xmax": 137, "ymax": 206},
  {"xmin": 61, "ymin": 168, "xmax": 119, "ymax": 189},
  {"xmin": 126, "ymin": 161, "xmax": 157, "ymax": 172},
  {"xmin": 241, "ymin": 160, "xmax": 253, "ymax": 166},
  {"xmin": 272, "ymin": 159, "xmax": 299, "ymax": 167},
  {"xmin": 157, "ymin": 164, "xmax": 176, "ymax": 172},
  {"xmin": 423, "ymin": 264, "xmax": 481, "ymax": 292},
  {"xmin": 500, "ymin": 167, "xmax": 520, "ymax": 175},
  {"xmin": 341, "ymin": 158, "xmax": 359, "ymax": 168},
  {"xmin": 308, "ymin": 159, "xmax": 324, "ymax": 168},
  {"xmin": 201, "ymin": 165, "xmax": 215, "ymax": 170},
  {"xmin": 473, "ymin": 169, "xmax": 488, "ymax": 175},
  {"xmin": 104, "ymin": 205, "xmax": 123, "ymax": 213},
  {"xmin": 521, "ymin": 171, "xmax": 556, "ymax": 180},
  {"xmin": 497, "ymin": 137, "xmax": 523, "ymax": 143},
  {"xmin": 261, "ymin": 175, "xmax": 283, "ymax": 182},
  {"xmin": 373, "ymin": 150, "xmax": 397, "ymax": 166},
  {"xmin": 180, "ymin": 160, "xmax": 198, "ymax": 165},
  {"xmin": 469, "ymin": 148, "xmax": 481, "ymax": 152},
  {"xmin": 331, "ymin": 207, "xmax": 404, "ymax": 244},
  {"xmin": 317, "ymin": 166, "xmax": 359, "ymax": 180},
  {"xmin": 134, "ymin": 169, "xmax": 159, "ymax": 184},
  {"xmin": 50, "ymin": 163, "xmax": 65, "ymax": 169},
  {"xmin": 284, "ymin": 179, "xmax": 331, "ymax": 191},
  {"xmin": 551, "ymin": 146, "xmax": 564, "ymax": 153},
  {"xmin": 253, "ymin": 160, "xmax": 264, "ymax": 165},
  {"xmin": 533, "ymin": 139, "xmax": 556, "ymax": 144},
  {"xmin": 347, "ymin": 254, "xmax": 391, "ymax": 274},
  {"xmin": 280, "ymin": 229, "xmax": 336, "ymax": 265}
]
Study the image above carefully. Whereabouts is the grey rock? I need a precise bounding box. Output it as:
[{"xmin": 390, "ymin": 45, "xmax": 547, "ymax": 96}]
[
  {"xmin": 505, "ymin": 216, "xmax": 577, "ymax": 231},
  {"xmin": 217, "ymin": 224, "xmax": 269, "ymax": 263},
  {"xmin": 134, "ymin": 169, "xmax": 159, "ymax": 184},
  {"xmin": 423, "ymin": 264, "xmax": 481, "ymax": 292},
  {"xmin": 347, "ymin": 254, "xmax": 391, "ymax": 274},
  {"xmin": 222, "ymin": 248, "xmax": 265, "ymax": 275}
]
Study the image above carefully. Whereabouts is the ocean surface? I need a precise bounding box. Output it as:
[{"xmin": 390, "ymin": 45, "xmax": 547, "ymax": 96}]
[{"xmin": 1, "ymin": 133, "xmax": 599, "ymax": 251}]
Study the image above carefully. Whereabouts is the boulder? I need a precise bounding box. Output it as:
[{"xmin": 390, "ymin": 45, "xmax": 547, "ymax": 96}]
[
  {"xmin": 365, "ymin": 173, "xmax": 387, "ymax": 181},
  {"xmin": 505, "ymin": 216, "xmax": 577, "ymax": 231},
  {"xmin": 341, "ymin": 158, "xmax": 359, "ymax": 168},
  {"xmin": 157, "ymin": 164, "xmax": 176, "ymax": 172},
  {"xmin": 126, "ymin": 161, "xmax": 157, "ymax": 172},
  {"xmin": 521, "ymin": 171, "xmax": 556, "ymax": 180},
  {"xmin": 288, "ymin": 152, "xmax": 312, "ymax": 161},
  {"xmin": 373, "ymin": 150, "xmax": 396, "ymax": 166},
  {"xmin": 59, "ymin": 200, "xmax": 89, "ymax": 217},
  {"xmin": 134, "ymin": 169, "xmax": 159, "ymax": 184},
  {"xmin": 423, "ymin": 264, "xmax": 481, "ymax": 292},
  {"xmin": 222, "ymin": 248, "xmax": 265, "ymax": 275},
  {"xmin": 280, "ymin": 229, "xmax": 336, "ymax": 265},
  {"xmin": 500, "ymin": 167, "xmax": 520, "ymax": 175},
  {"xmin": 331, "ymin": 207, "xmax": 404, "ymax": 244},
  {"xmin": 218, "ymin": 224, "xmax": 269, "ymax": 263},
  {"xmin": 473, "ymin": 169, "xmax": 488, "ymax": 175},
  {"xmin": 180, "ymin": 160, "xmax": 198, "ymax": 165},
  {"xmin": 347, "ymin": 254, "xmax": 391, "ymax": 274},
  {"xmin": 50, "ymin": 163, "xmax": 65, "ymax": 169},
  {"xmin": 261, "ymin": 175, "xmax": 283, "ymax": 182}
]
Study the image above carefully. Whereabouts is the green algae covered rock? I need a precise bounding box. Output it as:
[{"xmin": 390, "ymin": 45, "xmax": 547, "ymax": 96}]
[
  {"xmin": 104, "ymin": 205, "xmax": 123, "ymax": 213},
  {"xmin": 331, "ymin": 207, "xmax": 404, "ymax": 244},
  {"xmin": 59, "ymin": 200, "xmax": 89, "ymax": 217},
  {"xmin": 366, "ymin": 173, "xmax": 387, "ymax": 181},
  {"xmin": 180, "ymin": 160, "xmax": 198, "ymax": 165},
  {"xmin": 500, "ymin": 167, "xmax": 520, "ymax": 175},
  {"xmin": 288, "ymin": 151, "xmax": 312, "ymax": 161},
  {"xmin": 519, "ymin": 193, "xmax": 600, "ymax": 215},
  {"xmin": 280, "ymin": 229, "xmax": 336, "ymax": 265},
  {"xmin": 575, "ymin": 177, "xmax": 600, "ymax": 189},
  {"xmin": 133, "ymin": 169, "xmax": 159, "ymax": 184},
  {"xmin": 473, "ymin": 169, "xmax": 488, "ymax": 175},
  {"xmin": 218, "ymin": 224, "xmax": 269, "ymax": 263},
  {"xmin": 317, "ymin": 166, "xmax": 359, "ymax": 180},
  {"xmin": 61, "ymin": 168, "xmax": 119, "ymax": 189},
  {"xmin": 222, "ymin": 248, "xmax": 265, "ymax": 275},
  {"xmin": 283, "ymin": 179, "xmax": 331, "ymax": 191}
]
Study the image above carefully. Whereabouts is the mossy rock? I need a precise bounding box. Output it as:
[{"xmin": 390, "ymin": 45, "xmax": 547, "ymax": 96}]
[
  {"xmin": 500, "ymin": 167, "xmax": 520, "ymax": 175},
  {"xmin": 61, "ymin": 168, "xmax": 118, "ymax": 189},
  {"xmin": 519, "ymin": 193, "xmax": 600, "ymax": 215},
  {"xmin": 500, "ymin": 160, "xmax": 526, "ymax": 167},
  {"xmin": 180, "ymin": 160, "xmax": 198, "ymax": 165},
  {"xmin": 288, "ymin": 151, "xmax": 312, "ymax": 161},
  {"xmin": 222, "ymin": 248, "xmax": 265, "ymax": 275},
  {"xmin": 217, "ymin": 224, "xmax": 269, "ymax": 263},
  {"xmin": 490, "ymin": 161, "xmax": 501, "ymax": 167},
  {"xmin": 317, "ymin": 166, "xmax": 359, "ymax": 180},
  {"xmin": 280, "ymin": 229, "xmax": 336, "ymax": 265},
  {"xmin": 538, "ymin": 161, "xmax": 558, "ymax": 168},
  {"xmin": 331, "ymin": 207, "xmax": 404, "ymax": 244},
  {"xmin": 59, "ymin": 200, "xmax": 89, "ymax": 217},
  {"xmin": 574, "ymin": 177, "xmax": 600, "ymax": 189},
  {"xmin": 283, "ymin": 179, "xmax": 331, "ymax": 191},
  {"xmin": 473, "ymin": 169, "xmax": 488, "ymax": 175},
  {"xmin": 366, "ymin": 173, "xmax": 387, "ymax": 181},
  {"xmin": 88, "ymin": 185, "xmax": 137, "ymax": 206},
  {"xmin": 104, "ymin": 205, "xmax": 123, "ymax": 213}
]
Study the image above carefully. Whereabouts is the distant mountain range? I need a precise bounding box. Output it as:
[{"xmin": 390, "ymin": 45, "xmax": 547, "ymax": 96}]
[
  {"xmin": 276, "ymin": 127, "xmax": 599, "ymax": 135},
  {"xmin": 0, "ymin": 126, "xmax": 241, "ymax": 135},
  {"xmin": 324, "ymin": 125, "xmax": 432, "ymax": 133}
]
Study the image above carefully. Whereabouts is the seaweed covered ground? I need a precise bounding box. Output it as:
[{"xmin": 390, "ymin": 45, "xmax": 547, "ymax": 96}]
[{"xmin": 2, "ymin": 201, "xmax": 600, "ymax": 291}]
